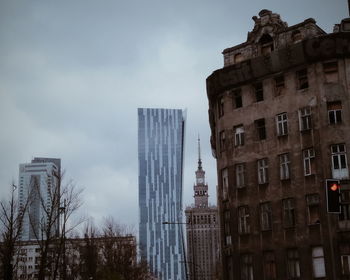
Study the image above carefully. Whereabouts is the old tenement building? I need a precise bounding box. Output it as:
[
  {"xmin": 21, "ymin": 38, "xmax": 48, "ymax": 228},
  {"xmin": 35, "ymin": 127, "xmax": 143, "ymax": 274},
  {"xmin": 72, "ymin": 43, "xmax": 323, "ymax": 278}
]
[{"xmin": 206, "ymin": 10, "xmax": 350, "ymax": 280}]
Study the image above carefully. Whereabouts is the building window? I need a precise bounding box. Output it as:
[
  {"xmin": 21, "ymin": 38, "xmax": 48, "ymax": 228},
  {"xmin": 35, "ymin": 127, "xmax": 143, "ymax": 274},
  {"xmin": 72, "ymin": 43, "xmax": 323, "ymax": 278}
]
[
  {"xmin": 232, "ymin": 88, "xmax": 243, "ymax": 108},
  {"xmin": 274, "ymin": 75, "xmax": 285, "ymax": 96},
  {"xmin": 234, "ymin": 125, "xmax": 245, "ymax": 146},
  {"xmin": 241, "ymin": 254, "xmax": 254, "ymax": 280},
  {"xmin": 279, "ymin": 153, "xmax": 291, "ymax": 180},
  {"xmin": 227, "ymin": 256, "xmax": 234, "ymax": 279},
  {"xmin": 299, "ymin": 107, "xmax": 312, "ymax": 131},
  {"xmin": 255, "ymin": 83, "xmax": 264, "ymax": 102},
  {"xmin": 222, "ymin": 168, "xmax": 228, "ymax": 200},
  {"xmin": 306, "ymin": 194, "xmax": 320, "ymax": 225},
  {"xmin": 238, "ymin": 206, "xmax": 250, "ymax": 234},
  {"xmin": 234, "ymin": 53, "xmax": 244, "ymax": 63},
  {"xmin": 287, "ymin": 249, "xmax": 301, "ymax": 279},
  {"xmin": 263, "ymin": 252, "xmax": 277, "ymax": 280},
  {"xmin": 260, "ymin": 202, "xmax": 272, "ymax": 231},
  {"xmin": 224, "ymin": 210, "xmax": 231, "ymax": 246},
  {"xmin": 339, "ymin": 190, "xmax": 350, "ymax": 222},
  {"xmin": 258, "ymin": 158, "xmax": 269, "ymax": 184},
  {"xmin": 292, "ymin": 30, "xmax": 302, "ymax": 43},
  {"xmin": 255, "ymin": 118, "xmax": 266, "ymax": 140},
  {"xmin": 328, "ymin": 101, "xmax": 342, "ymax": 124},
  {"xmin": 236, "ymin": 164, "xmax": 245, "ymax": 188},
  {"xmin": 218, "ymin": 96, "xmax": 224, "ymax": 117},
  {"xmin": 283, "ymin": 198, "xmax": 295, "ymax": 228},
  {"xmin": 312, "ymin": 247, "xmax": 326, "ymax": 278},
  {"xmin": 323, "ymin": 61, "xmax": 338, "ymax": 83},
  {"xmin": 341, "ymin": 255, "xmax": 350, "ymax": 275},
  {"xmin": 303, "ymin": 148, "xmax": 315, "ymax": 176},
  {"xmin": 297, "ymin": 69, "xmax": 308, "ymax": 90},
  {"xmin": 276, "ymin": 113, "xmax": 288, "ymax": 136},
  {"xmin": 331, "ymin": 144, "xmax": 349, "ymax": 179},
  {"xmin": 259, "ymin": 33, "xmax": 274, "ymax": 55},
  {"xmin": 220, "ymin": 130, "xmax": 226, "ymax": 152}
]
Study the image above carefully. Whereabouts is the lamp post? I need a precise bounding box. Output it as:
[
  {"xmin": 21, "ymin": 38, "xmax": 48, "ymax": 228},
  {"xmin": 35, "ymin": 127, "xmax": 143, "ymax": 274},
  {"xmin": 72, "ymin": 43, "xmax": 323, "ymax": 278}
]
[
  {"xmin": 59, "ymin": 199, "xmax": 66, "ymax": 280},
  {"xmin": 163, "ymin": 220, "xmax": 197, "ymax": 280}
]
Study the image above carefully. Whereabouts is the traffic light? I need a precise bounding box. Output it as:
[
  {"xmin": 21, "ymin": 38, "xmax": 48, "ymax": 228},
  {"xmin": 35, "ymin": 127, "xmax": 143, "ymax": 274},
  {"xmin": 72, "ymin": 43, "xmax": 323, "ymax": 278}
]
[{"xmin": 326, "ymin": 179, "xmax": 341, "ymax": 213}]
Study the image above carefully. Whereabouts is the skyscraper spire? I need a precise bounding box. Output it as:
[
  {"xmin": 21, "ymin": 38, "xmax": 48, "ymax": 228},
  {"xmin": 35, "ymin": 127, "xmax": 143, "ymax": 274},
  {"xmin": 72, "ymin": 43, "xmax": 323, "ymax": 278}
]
[{"xmin": 198, "ymin": 135, "xmax": 202, "ymax": 170}]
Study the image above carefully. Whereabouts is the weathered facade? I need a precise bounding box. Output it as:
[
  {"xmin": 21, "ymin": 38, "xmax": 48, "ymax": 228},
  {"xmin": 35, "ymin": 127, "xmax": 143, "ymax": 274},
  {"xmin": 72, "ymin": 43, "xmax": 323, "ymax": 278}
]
[
  {"xmin": 206, "ymin": 10, "xmax": 350, "ymax": 280},
  {"xmin": 185, "ymin": 138, "xmax": 220, "ymax": 280}
]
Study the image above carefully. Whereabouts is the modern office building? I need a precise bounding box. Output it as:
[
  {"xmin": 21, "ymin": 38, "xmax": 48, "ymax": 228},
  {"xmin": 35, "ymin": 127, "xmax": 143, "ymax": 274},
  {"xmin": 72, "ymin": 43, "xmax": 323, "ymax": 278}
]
[
  {"xmin": 18, "ymin": 157, "xmax": 61, "ymax": 241},
  {"xmin": 185, "ymin": 138, "xmax": 220, "ymax": 280},
  {"xmin": 138, "ymin": 108, "xmax": 186, "ymax": 280},
  {"xmin": 206, "ymin": 10, "xmax": 350, "ymax": 280}
]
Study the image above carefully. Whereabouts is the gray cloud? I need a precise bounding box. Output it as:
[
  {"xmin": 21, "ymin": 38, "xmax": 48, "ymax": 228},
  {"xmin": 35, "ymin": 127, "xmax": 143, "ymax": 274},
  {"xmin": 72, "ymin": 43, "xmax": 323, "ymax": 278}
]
[{"xmin": 0, "ymin": 0, "xmax": 346, "ymax": 229}]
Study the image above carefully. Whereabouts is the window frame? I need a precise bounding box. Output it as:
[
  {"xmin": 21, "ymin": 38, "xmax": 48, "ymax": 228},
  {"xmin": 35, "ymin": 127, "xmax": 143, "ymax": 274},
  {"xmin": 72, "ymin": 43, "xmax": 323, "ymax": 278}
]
[
  {"xmin": 274, "ymin": 75, "xmax": 285, "ymax": 96},
  {"xmin": 323, "ymin": 61, "xmax": 338, "ymax": 83},
  {"xmin": 306, "ymin": 194, "xmax": 320, "ymax": 225},
  {"xmin": 279, "ymin": 153, "xmax": 291, "ymax": 180},
  {"xmin": 328, "ymin": 101, "xmax": 342, "ymax": 124},
  {"xmin": 303, "ymin": 148, "xmax": 315, "ymax": 176},
  {"xmin": 234, "ymin": 125, "xmax": 245, "ymax": 147},
  {"xmin": 238, "ymin": 206, "xmax": 250, "ymax": 234},
  {"xmin": 254, "ymin": 82, "xmax": 264, "ymax": 102},
  {"xmin": 276, "ymin": 113, "xmax": 288, "ymax": 136},
  {"xmin": 283, "ymin": 198, "xmax": 295, "ymax": 228},
  {"xmin": 260, "ymin": 202, "xmax": 272, "ymax": 231},
  {"xmin": 258, "ymin": 158, "xmax": 269, "ymax": 184},
  {"xmin": 298, "ymin": 106, "xmax": 312, "ymax": 131},
  {"xmin": 219, "ymin": 130, "xmax": 226, "ymax": 152},
  {"xmin": 339, "ymin": 190, "xmax": 350, "ymax": 222},
  {"xmin": 241, "ymin": 254, "xmax": 254, "ymax": 280},
  {"xmin": 263, "ymin": 251, "xmax": 277, "ymax": 280},
  {"xmin": 312, "ymin": 246, "xmax": 326, "ymax": 278},
  {"xmin": 255, "ymin": 118, "xmax": 266, "ymax": 140},
  {"xmin": 224, "ymin": 210, "xmax": 232, "ymax": 246},
  {"xmin": 297, "ymin": 69, "xmax": 308, "ymax": 90},
  {"xmin": 232, "ymin": 88, "xmax": 243, "ymax": 109},
  {"xmin": 341, "ymin": 255, "xmax": 350, "ymax": 275},
  {"xmin": 236, "ymin": 163, "xmax": 245, "ymax": 188},
  {"xmin": 218, "ymin": 96, "xmax": 224, "ymax": 117},
  {"xmin": 331, "ymin": 144, "xmax": 349, "ymax": 179},
  {"xmin": 221, "ymin": 168, "xmax": 228, "ymax": 200},
  {"xmin": 286, "ymin": 248, "xmax": 301, "ymax": 279}
]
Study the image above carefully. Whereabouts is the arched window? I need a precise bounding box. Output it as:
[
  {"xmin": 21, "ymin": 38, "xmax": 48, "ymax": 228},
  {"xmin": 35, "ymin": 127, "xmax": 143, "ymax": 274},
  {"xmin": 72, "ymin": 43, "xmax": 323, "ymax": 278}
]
[
  {"xmin": 259, "ymin": 34, "xmax": 274, "ymax": 55},
  {"xmin": 234, "ymin": 53, "xmax": 244, "ymax": 63},
  {"xmin": 292, "ymin": 30, "xmax": 302, "ymax": 43}
]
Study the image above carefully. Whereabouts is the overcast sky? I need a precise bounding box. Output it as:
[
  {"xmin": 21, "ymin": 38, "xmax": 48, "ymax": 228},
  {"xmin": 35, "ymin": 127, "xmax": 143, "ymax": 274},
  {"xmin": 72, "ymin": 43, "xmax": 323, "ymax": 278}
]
[{"xmin": 0, "ymin": 0, "xmax": 347, "ymax": 234}]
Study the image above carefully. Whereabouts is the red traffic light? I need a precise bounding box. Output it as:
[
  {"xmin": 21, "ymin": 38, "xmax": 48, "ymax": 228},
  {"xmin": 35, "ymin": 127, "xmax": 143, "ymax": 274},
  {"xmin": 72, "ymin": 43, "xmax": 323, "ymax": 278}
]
[
  {"xmin": 326, "ymin": 179, "xmax": 341, "ymax": 213},
  {"xmin": 330, "ymin": 183, "xmax": 340, "ymax": 191}
]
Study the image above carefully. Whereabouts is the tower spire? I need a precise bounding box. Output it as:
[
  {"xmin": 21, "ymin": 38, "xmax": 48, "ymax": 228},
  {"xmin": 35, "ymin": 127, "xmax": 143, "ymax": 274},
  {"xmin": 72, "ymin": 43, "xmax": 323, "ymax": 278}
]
[{"xmin": 198, "ymin": 135, "xmax": 202, "ymax": 170}]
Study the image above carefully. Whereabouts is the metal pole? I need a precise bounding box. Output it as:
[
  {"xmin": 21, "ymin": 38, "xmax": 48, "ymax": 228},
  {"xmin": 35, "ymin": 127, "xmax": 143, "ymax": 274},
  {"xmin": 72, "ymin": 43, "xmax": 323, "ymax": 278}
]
[{"xmin": 191, "ymin": 212, "xmax": 196, "ymax": 280}]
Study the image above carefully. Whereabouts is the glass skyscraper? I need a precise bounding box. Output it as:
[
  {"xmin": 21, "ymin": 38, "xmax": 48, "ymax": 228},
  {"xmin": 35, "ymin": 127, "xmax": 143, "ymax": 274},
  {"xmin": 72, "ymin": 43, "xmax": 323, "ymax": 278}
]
[
  {"xmin": 18, "ymin": 157, "xmax": 61, "ymax": 241},
  {"xmin": 138, "ymin": 108, "xmax": 186, "ymax": 280}
]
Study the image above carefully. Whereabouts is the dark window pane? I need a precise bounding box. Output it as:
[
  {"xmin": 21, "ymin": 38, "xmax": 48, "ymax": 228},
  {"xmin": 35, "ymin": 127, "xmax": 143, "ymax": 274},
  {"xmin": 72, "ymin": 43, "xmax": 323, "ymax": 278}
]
[
  {"xmin": 336, "ymin": 110, "xmax": 342, "ymax": 123},
  {"xmin": 341, "ymin": 155, "xmax": 347, "ymax": 169},
  {"xmin": 333, "ymin": 156, "xmax": 340, "ymax": 169}
]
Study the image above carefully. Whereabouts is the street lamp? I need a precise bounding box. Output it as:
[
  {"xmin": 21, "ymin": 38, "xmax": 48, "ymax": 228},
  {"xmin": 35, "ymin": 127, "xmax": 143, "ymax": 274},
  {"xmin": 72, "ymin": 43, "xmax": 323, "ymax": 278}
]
[{"xmin": 59, "ymin": 199, "xmax": 66, "ymax": 280}]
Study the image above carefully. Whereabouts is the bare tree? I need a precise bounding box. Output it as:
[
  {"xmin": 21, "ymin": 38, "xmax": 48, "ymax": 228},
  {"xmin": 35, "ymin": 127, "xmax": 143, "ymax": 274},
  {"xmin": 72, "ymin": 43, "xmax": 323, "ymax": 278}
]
[
  {"xmin": 0, "ymin": 183, "xmax": 28, "ymax": 280},
  {"xmin": 71, "ymin": 221, "xmax": 99, "ymax": 280},
  {"xmin": 27, "ymin": 172, "xmax": 83, "ymax": 280},
  {"xmin": 96, "ymin": 217, "xmax": 152, "ymax": 280}
]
